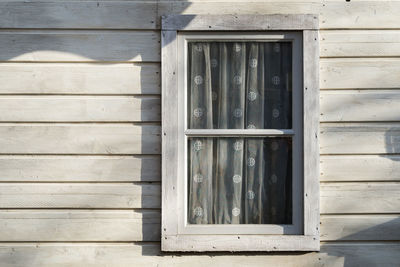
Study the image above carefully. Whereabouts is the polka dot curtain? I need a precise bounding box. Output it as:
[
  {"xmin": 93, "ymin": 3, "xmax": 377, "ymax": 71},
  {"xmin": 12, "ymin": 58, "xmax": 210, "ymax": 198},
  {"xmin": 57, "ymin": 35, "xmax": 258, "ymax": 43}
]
[{"xmin": 188, "ymin": 42, "xmax": 292, "ymax": 224}]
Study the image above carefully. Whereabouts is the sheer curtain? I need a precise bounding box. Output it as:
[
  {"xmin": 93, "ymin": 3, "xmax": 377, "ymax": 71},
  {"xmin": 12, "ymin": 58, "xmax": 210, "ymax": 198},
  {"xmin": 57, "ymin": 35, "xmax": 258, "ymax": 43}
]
[{"xmin": 188, "ymin": 42, "xmax": 292, "ymax": 224}]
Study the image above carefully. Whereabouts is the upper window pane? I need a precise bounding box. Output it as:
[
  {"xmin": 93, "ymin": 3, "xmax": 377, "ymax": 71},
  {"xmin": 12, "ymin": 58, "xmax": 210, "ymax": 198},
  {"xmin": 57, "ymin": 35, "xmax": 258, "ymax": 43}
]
[{"xmin": 188, "ymin": 41, "xmax": 292, "ymax": 129}]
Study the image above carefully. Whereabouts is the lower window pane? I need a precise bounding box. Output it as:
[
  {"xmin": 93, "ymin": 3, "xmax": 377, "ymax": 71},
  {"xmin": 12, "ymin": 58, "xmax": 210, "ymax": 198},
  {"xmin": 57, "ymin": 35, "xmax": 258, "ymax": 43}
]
[{"xmin": 188, "ymin": 137, "xmax": 292, "ymax": 225}]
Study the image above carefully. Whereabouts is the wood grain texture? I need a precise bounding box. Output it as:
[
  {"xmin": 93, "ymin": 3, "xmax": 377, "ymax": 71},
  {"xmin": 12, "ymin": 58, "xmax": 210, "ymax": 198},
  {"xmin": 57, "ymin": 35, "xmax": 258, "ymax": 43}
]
[
  {"xmin": 0, "ymin": 155, "xmax": 160, "ymax": 182},
  {"xmin": 2, "ymin": 1, "xmax": 400, "ymax": 30},
  {"xmin": 0, "ymin": 63, "xmax": 160, "ymax": 95},
  {"xmin": 320, "ymin": 90, "xmax": 400, "ymax": 122},
  {"xmin": 0, "ymin": 242, "xmax": 399, "ymax": 267},
  {"xmin": 303, "ymin": 30, "xmax": 320, "ymax": 240},
  {"xmin": 0, "ymin": 124, "xmax": 161, "ymax": 154},
  {"xmin": 0, "ymin": 2, "xmax": 157, "ymax": 29},
  {"xmin": 0, "ymin": 182, "xmax": 396, "ymax": 212},
  {"xmin": 0, "ymin": 183, "xmax": 161, "ymax": 209},
  {"xmin": 0, "ymin": 210, "xmax": 397, "ymax": 242},
  {"xmin": 161, "ymin": 30, "xmax": 179, "ymax": 239},
  {"xmin": 321, "ymin": 1, "xmax": 400, "ymax": 29},
  {"xmin": 320, "ymin": 123, "xmax": 400, "ymax": 154},
  {"xmin": 0, "ymin": 1, "xmax": 320, "ymax": 29},
  {"xmin": 0, "ymin": 210, "xmax": 160, "ymax": 241},
  {"xmin": 0, "ymin": 96, "xmax": 160, "ymax": 122},
  {"xmin": 163, "ymin": 235, "xmax": 318, "ymax": 252},
  {"xmin": 321, "ymin": 215, "xmax": 400, "ymax": 241},
  {"xmin": 162, "ymin": 14, "xmax": 319, "ymax": 30},
  {"xmin": 320, "ymin": 58, "xmax": 400, "ymax": 89},
  {"xmin": 320, "ymin": 155, "xmax": 400, "ymax": 181},
  {"xmin": 320, "ymin": 182, "xmax": 400, "ymax": 214},
  {"xmin": 0, "ymin": 31, "xmax": 160, "ymax": 62},
  {"xmin": 321, "ymin": 30, "xmax": 400, "ymax": 57}
]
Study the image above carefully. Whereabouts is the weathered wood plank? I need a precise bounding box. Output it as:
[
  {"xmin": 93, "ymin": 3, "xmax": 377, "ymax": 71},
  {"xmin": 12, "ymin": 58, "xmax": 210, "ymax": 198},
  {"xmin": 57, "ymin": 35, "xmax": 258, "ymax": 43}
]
[
  {"xmin": 161, "ymin": 30, "xmax": 179, "ymax": 238},
  {"xmin": 0, "ymin": 96, "xmax": 160, "ymax": 122},
  {"xmin": 321, "ymin": 1, "xmax": 400, "ymax": 29},
  {"xmin": 0, "ymin": 124, "xmax": 161, "ymax": 154},
  {"xmin": 0, "ymin": 210, "xmax": 160, "ymax": 241},
  {"xmin": 320, "ymin": 58, "xmax": 400, "ymax": 89},
  {"xmin": 321, "ymin": 155, "xmax": 400, "ymax": 181},
  {"xmin": 320, "ymin": 182, "xmax": 400, "ymax": 214},
  {"xmin": 320, "ymin": 90, "xmax": 400, "ymax": 122},
  {"xmin": 0, "ymin": 63, "xmax": 160, "ymax": 95},
  {"xmin": 163, "ymin": 235, "xmax": 317, "ymax": 252},
  {"xmin": 158, "ymin": 2, "xmax": 320, "ymax": 23},
  {"xmin": 2, "ymin": 1, "xmax": 400, "ymax": 30},
  {"xmin": 0, "ymin": 242, "xmax": 400, "ymax": 267},
  {"xmin": 0, "ymin": 2, "xmax": 320, "ymax": 29},
  {"xmin": 320, "ymin": 123, "xmax": 400, "ymax": 154},
  {"xmin": 0, "ymin": 210, "xmax": 398, "ymax": 243},
  {"xmin": 0, "ymin": 2, "xmax": 157, "ymax": 29},
  {"xmin": 0, "ymin": 182, "xmax": 397, "ymax": 212},
  {"xmin": 321, "ymin": 215, "xmax": 400, "ymax": 241},
  {"xmin": 0, "ymin": 155, "xmax": 160, "ymax": 182},
  {"xmin": 0, "ymin": 31, "xmax": 160, "ymax": 62},
  {"xmin": 319, "ymin": 242, "xmax": 400, "ymax": 267},
  {"xmin": 303, "ymin": 29, "xmax": 320, "ymax": 240},
  {"xmin": 0, "ymin": 183, "xmax": 160, "ymax": 209},
  {"xmin": 162, "ymin": 14, "xmax": 319, "ymax": 30},
  {"xmin": 321, "ymin": 30, "xmax": 400, "ymax": 57}
]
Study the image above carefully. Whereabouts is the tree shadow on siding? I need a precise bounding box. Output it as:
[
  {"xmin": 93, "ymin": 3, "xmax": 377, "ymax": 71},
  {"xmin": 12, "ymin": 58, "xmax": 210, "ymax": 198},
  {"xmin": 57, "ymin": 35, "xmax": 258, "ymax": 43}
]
[
  {"xmin": 0, "ymin": 1, "xmax": 193, "ymax": 267},
  {"xmin": 385, "ymin": 127, "xmax": 400, "ymax": 157},
  {"xmin": 140, "ymin": 217, "xmax": 400, "ymax": 266},
  {"xmin": 319, "ymin": 217, "xmax": 400, "ymax": 267}
]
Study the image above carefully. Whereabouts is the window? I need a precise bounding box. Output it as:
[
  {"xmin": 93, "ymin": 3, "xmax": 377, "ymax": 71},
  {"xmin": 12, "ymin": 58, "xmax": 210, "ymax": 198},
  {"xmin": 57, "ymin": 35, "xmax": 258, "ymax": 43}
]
[{"xmin": 162, "ymin": 15, "xmax": 320, "ymax": 251}]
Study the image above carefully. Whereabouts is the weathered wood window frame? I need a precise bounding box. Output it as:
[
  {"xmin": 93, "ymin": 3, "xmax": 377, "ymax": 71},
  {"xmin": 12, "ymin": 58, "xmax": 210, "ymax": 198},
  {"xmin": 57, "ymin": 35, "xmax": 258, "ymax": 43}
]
[{"xmin": 161, "ymin": 14, "xmax": 320, "ymax": 252}]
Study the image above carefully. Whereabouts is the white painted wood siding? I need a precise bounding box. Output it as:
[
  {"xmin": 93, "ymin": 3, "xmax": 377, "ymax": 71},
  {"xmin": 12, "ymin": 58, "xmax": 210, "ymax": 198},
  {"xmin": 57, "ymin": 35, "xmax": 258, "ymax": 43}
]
[{"xmin": 0, "ymin": 0, "xmax": 399, "ymax": 265}]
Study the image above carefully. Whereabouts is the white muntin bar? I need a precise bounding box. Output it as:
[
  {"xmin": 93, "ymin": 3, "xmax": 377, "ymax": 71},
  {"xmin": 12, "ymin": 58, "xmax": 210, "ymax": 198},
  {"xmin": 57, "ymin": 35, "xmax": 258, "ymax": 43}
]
[{"xmin": 184, "ymin": 129, "xmax": 295, "ymax": 137}]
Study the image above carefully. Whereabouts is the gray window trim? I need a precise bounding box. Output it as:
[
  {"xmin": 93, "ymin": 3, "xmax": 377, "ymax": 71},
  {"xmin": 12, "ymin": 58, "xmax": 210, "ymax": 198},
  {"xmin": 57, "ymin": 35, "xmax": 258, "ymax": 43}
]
[{"xmin": 161, "ymin": 14, "xmax": 320, "ymax": 252}]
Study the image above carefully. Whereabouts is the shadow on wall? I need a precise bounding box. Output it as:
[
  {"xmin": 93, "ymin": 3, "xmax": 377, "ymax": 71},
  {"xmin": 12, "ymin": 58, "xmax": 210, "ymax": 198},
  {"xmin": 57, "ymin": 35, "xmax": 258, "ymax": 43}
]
[
  {"xmin": 140, "ymin": 217, "xmax": 400, "ymax": 267},
  {"xmin": 0, "ymin": 1, "xmax": 192, "ymax": 266},
  {"xmin": 385, "ymin": 127, "xmax": 400, "ymax": 157},
  {"xmin": 1, "ymin": 1, "xmax": 400, "ymax": 266},
  {"xmin": 319, "ymin": 217, "xmax": 400, "ymax": 267},
  {"xmin": 0, "ymin": 1, "xmax": 198, "ymax": 62}
]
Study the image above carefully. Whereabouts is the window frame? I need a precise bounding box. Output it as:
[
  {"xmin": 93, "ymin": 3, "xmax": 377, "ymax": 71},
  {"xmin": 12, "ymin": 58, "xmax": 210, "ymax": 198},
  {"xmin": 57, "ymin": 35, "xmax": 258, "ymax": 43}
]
[{"xmin": 161, "ymin": 14, "xmax": 320, "ymax": 252}]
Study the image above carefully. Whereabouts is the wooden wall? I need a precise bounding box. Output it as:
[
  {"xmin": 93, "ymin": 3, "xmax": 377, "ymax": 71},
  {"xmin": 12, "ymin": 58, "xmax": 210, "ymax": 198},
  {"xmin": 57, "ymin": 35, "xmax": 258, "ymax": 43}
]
[{"xmin": 0, "ymin": 1, "xmax": 399, "ymax": 266}]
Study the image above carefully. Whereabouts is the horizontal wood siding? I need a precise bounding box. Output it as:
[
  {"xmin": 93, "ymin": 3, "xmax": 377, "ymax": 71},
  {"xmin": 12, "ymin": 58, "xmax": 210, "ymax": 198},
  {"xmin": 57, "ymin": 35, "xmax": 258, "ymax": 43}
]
[
  {"xmin": 0, "ymin": 31, "xmax": 160, "ymax": 62},
  {"xmin": 320, "ymin": 123, "xmax": 400, "ymax": 154},
  {"xmin": 1, "ymin": 154, "xmax": 399, "ymax": 182},
  {"xmin": 1, "ymin": 0, "xmax": 399, "ymax": 265},
  {"xmin": 0, "ymin": 124, "xmax": 161, "ymax": 154},
  {"xmin": 0, "ymin": 184, "xmax": 161, "ymax": 209},
  {"xmin": 320, "ymin": 90, "xmax": 400, "ymax": 122},
  {"xmin": 320, "ymin": 30, "xmax": 400, "ymax": 57},
  {"xmin": 320, "ymin": 155, "xmax": 400, "ymax": 181},
  {"xmin": 0, "ymin": 182, "xmax": 397, "ymax": 213},
  {"xmin": 320, "ymin": 215, "xmax": 400, "ymax": 241},
  {"xmin": 0, "ymin": 242, "xmax": 399, "ymax": 267},
  {"xmin": 1, "ymin": 123, "xmax": 398, "ymax": 155},
  {"xmin": 320, "ymin": 183, "xmax": 400, "ymax": 214},
  {"xmin": 0, "ymin": 96, "xmax": 160, "ymax": 122},
  {"xmin": 320, "ymin": 58, "xmax": 400, "ymax": 89},
  {"xmin": 2, "ymin": 1, "xmax": 400, "ymax": 30},
  {"xmin": 0, "ymin": 155, "xmax": 161, "ymax": 182},
  {"xmin": 0, "ymin": 210, "xmax": 161, "ymax": 242},
  {"xmin": 0, "ymin": 63, "xmax": 160, "ymax": 95},
  {"xmin": 0, "ymin": 210, "xmax": 398, "ymax": 242}
]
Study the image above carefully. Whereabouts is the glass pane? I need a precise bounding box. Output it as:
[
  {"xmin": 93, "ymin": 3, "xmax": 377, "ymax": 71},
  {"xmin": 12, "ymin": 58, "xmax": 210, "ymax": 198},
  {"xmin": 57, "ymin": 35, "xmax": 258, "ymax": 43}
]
[
  {"xmin": 188, "ymin": 137, "xmax": 292, "ymax": 224},
  {"xmin": 188, "ymin": 42, "xmax": 292, "ymax": 129}
]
